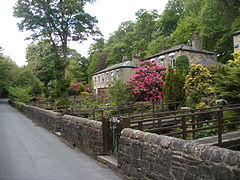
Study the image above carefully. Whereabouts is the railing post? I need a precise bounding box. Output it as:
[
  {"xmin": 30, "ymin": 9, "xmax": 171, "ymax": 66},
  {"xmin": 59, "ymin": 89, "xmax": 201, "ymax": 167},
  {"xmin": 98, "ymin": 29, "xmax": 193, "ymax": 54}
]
[
  {"xmin": 102, "ymin": 117, "xmax": 110, "ymax": 154},
  {"xmin": 122, "ymin": 117, "xmax": 130, "ymax": 129},
  {"xmin": 152, "ymin": 102, "xmax": 155, "ymax": 118},
  {"xmin": 191, "ymin": 110, "xmax": 196, "ymax": 139},
  {"xmin": 182, "ymin": 116, "xmax": 187, "ymax": 139},
  {"xmin": 217, "ymin": 107, "xmax": 223, "ymax": 147},
  {"xmin": 101, "ymin": 109, "xmax": 104, "ymax": 119},
  {"xmin": 138, "ymin": 122, "xmax": 143, "ymax": 131},
  {"xmin": 92, "ymin": 109, "xmax": 95, "ymax": 120}
]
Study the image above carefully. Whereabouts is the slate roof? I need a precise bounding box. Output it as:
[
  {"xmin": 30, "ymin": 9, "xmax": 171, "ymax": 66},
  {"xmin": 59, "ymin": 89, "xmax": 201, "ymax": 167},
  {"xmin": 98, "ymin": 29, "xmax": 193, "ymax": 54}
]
[
  {"xmin": 145, "ymin": 44, "xmax": 215, "ymax": 60},
  {"xmin": 196, "ymin": 59, "xmax": 222, "ymax": 67},
  {"xmin": 233, "ymin": 30, "xmax": 240, "ymax": 36},
  {"xmin": 93, "ymin": 61, "xmax": 137, "ymax": 75}
]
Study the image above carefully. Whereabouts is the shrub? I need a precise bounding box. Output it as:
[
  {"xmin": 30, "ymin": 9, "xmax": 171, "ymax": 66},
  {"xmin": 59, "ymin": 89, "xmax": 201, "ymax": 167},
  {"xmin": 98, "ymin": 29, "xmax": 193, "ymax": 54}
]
[
  {"xmin": 128, "ymin": 60, "xmax": 166, "ymax": 102},
  {"xmin": 215, "ymin": 52, "xmax": 240, "ymax": 104},
  {"xmin": 176, "ymin": 55, "xmax": 189, "ymax": 73},
  {"xmin": 8, "ymin": 86, "xmax": 33, "ymax": 103},
  {"xmin": 108, "ymin": 79, "xmax": 135, "ymax": 106},
  {"xmin": 164, "ymin": 67, "xmax": 185, "ymax": 102},
  {"xmin": 184, "ymin": 64, "xmax": 215, "ymax": 108}
]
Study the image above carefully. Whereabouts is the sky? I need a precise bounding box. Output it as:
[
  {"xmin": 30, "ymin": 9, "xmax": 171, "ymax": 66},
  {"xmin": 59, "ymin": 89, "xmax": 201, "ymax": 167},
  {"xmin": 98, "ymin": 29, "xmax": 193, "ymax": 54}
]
[{"xmin": 0, "ymin": 0, "xmax": 168, "ymax": 67}]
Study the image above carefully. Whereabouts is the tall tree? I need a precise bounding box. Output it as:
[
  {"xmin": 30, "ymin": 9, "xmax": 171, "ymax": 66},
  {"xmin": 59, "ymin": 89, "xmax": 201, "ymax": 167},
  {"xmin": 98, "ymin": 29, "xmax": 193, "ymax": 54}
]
[
  {"xmin": 0, "ymin": 54, "xmax": 19, "ymax": 97},
  {"xmin": 26, "ymin": 41, "xmax": 56, "ymax": 86},
  {"xmin": 14, "ymin": 0, "xmax": 99, "ymax": 79}
]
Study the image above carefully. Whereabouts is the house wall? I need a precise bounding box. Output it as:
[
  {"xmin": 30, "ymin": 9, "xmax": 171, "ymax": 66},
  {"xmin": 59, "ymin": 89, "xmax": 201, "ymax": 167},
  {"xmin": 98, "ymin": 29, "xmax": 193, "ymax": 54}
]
[
  {"xmin": 92, "ymin": 67, "xmax": 135, "ymax": 95},
  {"xmin": 153, "ymin": 50, "xmax": 215, "ymax": 67},
  {"xmin": 233, "ymin": 33, "xmax": 240, "ymax": 52}
]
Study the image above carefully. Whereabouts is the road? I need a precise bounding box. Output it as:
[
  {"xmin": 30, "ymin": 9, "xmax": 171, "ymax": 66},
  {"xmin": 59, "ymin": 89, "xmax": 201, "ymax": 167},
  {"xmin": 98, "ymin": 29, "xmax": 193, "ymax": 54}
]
[{"xmin": 0, "ymin": 99, "xmax": 122, "ymax": 180}]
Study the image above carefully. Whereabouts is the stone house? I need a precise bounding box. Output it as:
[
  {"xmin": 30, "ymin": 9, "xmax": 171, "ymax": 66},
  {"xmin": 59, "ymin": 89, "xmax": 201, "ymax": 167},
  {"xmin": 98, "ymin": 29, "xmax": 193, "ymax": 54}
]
[
  {"xmin": 144, "ymin": 33, "xmax": 221, "ymax": 67},
  {"xmin": 92, "ymin": 55, "xmax": 139, "ymax": 100},
  {"xmin": 233, "ymin": 30, "xmax": 240, "ymax": 52}
]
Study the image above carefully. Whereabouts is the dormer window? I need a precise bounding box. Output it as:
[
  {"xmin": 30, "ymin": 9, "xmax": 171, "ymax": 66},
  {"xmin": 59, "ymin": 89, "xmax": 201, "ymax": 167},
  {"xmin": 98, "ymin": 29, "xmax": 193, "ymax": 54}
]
[
  {"xmin": 116, "ymin": 70, "xmax": 120, "ymax": 79},
  {"xmin": 169, "ymin": 53, "xmax": 176, "ymax": 68},
  {"xmin": 159, "ymin": 55, "xmax": 165, "ymax": 66}
]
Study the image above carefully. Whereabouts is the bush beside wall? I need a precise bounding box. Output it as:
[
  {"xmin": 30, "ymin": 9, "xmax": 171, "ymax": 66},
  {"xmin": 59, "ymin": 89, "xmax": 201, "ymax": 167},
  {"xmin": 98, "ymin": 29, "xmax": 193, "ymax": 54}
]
[{"xmin": 119, "ymin": 128, "xmax": 240, "ymax": 180}]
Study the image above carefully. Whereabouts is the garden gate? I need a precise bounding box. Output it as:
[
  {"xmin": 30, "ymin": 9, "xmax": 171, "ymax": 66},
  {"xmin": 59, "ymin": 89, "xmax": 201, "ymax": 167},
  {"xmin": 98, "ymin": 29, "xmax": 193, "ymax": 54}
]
[{"xmin": 102, "ymin": 116, "xmax": 130, "ymax": 155}]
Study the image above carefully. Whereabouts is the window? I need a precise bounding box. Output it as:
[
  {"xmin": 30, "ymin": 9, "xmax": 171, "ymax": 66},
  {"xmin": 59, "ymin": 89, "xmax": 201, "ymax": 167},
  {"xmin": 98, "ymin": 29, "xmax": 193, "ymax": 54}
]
[
  {"xmin": 116, "ymin": 70, "xmax": 120, "ymax": 79},
  {"xmin": 170, "ymin": 58, "xmax": 176, "ymax": 68},
  {"xmin": 169, "ymin": 53, "xmax": 176, "ymax": 68},
  {"xmin": 106, "ymin": 72, "xmax": 109, "ymax": 82},
  {"xmin": 111, "ymin": 71, "xmax": 114, "ymax": 81},
  {"xmin": 94, "ymin": 77, "xmax": 97, "ymax": 84},
  {"xmin": 102, "ymin": 75, "xmax": 104, "ymax": 82},
  {"xmin": 158, "ymin": 55, "xmax": 165, "ymax": 66},
  {"xmin": 98, "ymin": 76, "xmax": 100, "ymax": 83}
]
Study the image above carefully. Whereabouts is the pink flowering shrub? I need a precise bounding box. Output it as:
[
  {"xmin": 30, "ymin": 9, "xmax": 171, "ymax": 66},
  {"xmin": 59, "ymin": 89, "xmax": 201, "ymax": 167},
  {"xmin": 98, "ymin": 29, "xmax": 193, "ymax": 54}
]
[
  {"xmin": 70, "ymin": 82, "xmax": 80, "ymax": 92},
  {"xmin": 128, "ymin": 60, "xmax": 166, "ymax": 102}
]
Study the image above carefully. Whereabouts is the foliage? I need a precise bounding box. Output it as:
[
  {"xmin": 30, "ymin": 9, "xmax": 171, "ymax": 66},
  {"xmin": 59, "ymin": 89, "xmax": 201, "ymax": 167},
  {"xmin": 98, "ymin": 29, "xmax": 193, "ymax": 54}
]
[
  {"xmin": 176, "ymin": 55, "xmax": 189, "ymax": 72},
  {"xmin": 163, "ymin": 67, "xmax": 185, "ymax": 102},
  {"xmin": 47, "ymin": 79, "xmax": 69, "ymax": 100},
  {"xmin": 8, "ymin": 86, "xmax": 32, "ymax": 103},
  {"xmin": 87, "ymin": 0, "xmax": 239, "ymax": 73},
  {"xmin": 26, "ymin": 41, "xmax": 56, "ymax": 86},
  {"xmin": 69, "ymin": 82, "xmax": 86, "ymax": 96},
  {"xmin": 12, "ymin": 69, "xmax": 44, "ymax": 97},
  {"xmin": 13, "ymin": 0, "xmax": 99, "ymax": 98},
  {"xmin": 128, "ymin": 60, "xmax": 166, "ymax": 102},
  {"xmin": 0, "ymin": 54, "xmax": 19, "ymax": 97},
  {"xmin": 214, "ymin": 52, "xmax": 240, "ymax": 104},
  {"xmin": 184, "ymin": 64, "xmax": 214, "ymax": 108},
  {"xmin": 67, "ymin": 49, "xmax": 89, "ymax": 84},
  {"xmin": 108, "ymin": 79, "xmax": 135, "ymax": 106}
]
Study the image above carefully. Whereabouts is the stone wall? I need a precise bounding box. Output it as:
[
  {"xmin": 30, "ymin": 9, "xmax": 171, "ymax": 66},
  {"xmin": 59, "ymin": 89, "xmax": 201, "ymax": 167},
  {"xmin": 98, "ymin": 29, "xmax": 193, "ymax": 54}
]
[
  {"xmin": 10, "ymin": 101, "xmax": 103, "ymax": 157},
  {"xmin": 61, "ymin": 115, "xmax": 103, "ymax": 156},
  {"xmin": 119, "ymin": 128, "xmax": 240, "ymax": 180}
]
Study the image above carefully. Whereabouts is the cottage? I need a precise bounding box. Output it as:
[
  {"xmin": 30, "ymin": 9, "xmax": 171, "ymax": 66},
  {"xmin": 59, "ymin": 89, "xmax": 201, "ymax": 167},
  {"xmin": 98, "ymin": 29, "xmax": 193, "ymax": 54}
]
[
  {"xmin": 145, "ymin": 33, "xmax": 221, "ymax": 67},
  {"xmin": 92, "ymin": 55, "xmax": 140, "ymax": 99}
]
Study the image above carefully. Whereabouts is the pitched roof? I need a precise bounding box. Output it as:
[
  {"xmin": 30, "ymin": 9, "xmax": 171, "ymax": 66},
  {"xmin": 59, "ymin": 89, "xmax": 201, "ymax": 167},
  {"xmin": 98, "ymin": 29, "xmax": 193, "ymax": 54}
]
[
  {"xmin": 145, "ymin": 44, "xmax": 215, "ymax": 60},
  {"xmin": 233, "ymin": 30, "xmax": 240, "ymax": 36},
  {"xmin": 196, "ymin": 59, "xmax": 222, "ymax": 67},
  {"xmin": 93, "ymin": 61, "xmax": 137, "ymax": 75}
]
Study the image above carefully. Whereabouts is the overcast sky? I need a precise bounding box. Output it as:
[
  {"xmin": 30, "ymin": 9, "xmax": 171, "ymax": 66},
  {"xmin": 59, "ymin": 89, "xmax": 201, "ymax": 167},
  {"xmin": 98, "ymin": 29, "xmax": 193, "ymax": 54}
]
[{"xmin": 0, "ymin": 0, "xmax": 168, "ymax": 67}]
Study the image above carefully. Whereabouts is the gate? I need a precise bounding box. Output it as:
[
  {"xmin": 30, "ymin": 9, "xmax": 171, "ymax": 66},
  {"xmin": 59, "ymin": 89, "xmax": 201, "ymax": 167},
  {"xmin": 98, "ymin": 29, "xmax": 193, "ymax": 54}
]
[{"xmin": 102, "ymin": 116, "xmax": 130, "ymax": 155}]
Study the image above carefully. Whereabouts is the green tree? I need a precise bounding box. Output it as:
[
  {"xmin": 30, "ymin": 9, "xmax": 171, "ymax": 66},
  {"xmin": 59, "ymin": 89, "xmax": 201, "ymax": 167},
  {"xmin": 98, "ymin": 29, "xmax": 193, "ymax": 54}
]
[
  {"xmin": 156, "ymin": 0, "xmax": 184, "ymax": 37},
  {"xmin": 176, "ymin": 55, "xmax": 189, "ymax": 72},
  {"xmin": 68, "ymin": 49, "xmax": 89, "ymax": 84},
  {"xmin": 215, "ymin": 52, "xmax": 240, "ymax": 104},
  {"xmin": 14, "ymin": 0, "xmax": 99, "ymax": 79},
  {"xmin": 12, "ymin": 69, "xmax": 44, "ymax": 97},
  {"xmin": 0, "ymin": 54, "xmax": 19, "ymax": 97},
  {"xmin": 199, "ymin": 0, "xmax": 238, "ymax": 62},
  {"xmin": 26, "ymin": 41, "xmax": 56, "ymax": 86},
  {"xmin": 108, "ymin": 79, "xmax": 135, "ymax": 106},
  {"xmin": 184, "ymin": 64, "xmax": 214, "ymax": 108},
  {"xmin": 164, "ymin": 67, "xmax": 185, "ymax": 102}
]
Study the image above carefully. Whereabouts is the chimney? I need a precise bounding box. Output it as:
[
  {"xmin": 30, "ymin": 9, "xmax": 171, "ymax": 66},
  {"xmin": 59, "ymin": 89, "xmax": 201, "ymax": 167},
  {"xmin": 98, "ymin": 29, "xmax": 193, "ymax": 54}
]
[
  {"xmin": 122, "ymin": 56, "xmax": 128, "ymax": 62},
  {"xmin": 191, "ymin": 32, "xmax": 202, "ymax": 50},
  {"xmin": 132, "ymin": 54, "xmax": 141, "ymax": 67}
]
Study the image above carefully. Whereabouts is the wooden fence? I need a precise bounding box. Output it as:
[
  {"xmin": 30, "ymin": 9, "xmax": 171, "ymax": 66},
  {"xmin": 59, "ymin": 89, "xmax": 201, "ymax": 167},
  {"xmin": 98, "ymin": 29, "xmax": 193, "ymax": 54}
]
[{"xmin": 124, "ymin": 104, "xmax": 240, "ymax": 146}]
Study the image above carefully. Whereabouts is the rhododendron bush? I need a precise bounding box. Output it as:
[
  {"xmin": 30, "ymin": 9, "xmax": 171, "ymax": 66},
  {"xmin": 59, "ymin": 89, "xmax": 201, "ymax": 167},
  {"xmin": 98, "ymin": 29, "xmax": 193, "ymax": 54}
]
[{"xmin": 128, "ymin": 60, "xmax": 166, "ymax": 102}]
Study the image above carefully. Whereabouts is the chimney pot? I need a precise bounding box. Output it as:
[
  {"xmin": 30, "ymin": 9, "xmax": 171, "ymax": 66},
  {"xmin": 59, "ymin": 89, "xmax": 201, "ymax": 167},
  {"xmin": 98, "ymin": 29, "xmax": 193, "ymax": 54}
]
[{"xmin": 191, "ymin": 32, "xmax": 202, "ymax": 50}]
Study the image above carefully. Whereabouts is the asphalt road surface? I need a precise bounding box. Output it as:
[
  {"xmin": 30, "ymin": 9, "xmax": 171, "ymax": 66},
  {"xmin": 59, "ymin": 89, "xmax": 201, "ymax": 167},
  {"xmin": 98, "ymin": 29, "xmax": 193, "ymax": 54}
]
[{"xmin": 0, "ymin": 99, "xmax": 122, "ymax": 180}]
